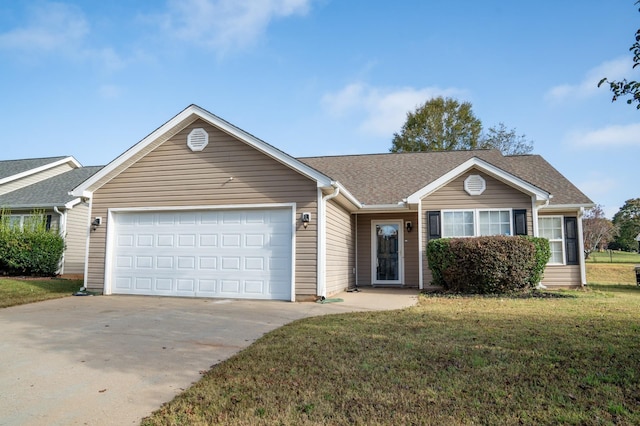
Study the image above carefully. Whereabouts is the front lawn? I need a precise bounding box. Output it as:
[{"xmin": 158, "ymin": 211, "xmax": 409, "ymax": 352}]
[
  {"xmin": 586, "ymin": 250, "xmax": 640, "ymax": 264},
  {"xmin": 142, "ymin": 283, "xmax": 640, "ymax": 425},
  {"xmin": 0, "ymin": 278, "xmax": 83, "ymax": 308}
]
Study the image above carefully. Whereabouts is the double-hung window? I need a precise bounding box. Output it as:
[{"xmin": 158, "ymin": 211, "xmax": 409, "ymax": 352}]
[
  {"xmin": 441, "ymin": 209, "xmax": 513, "ymax": 238},
  {"xmin": 538, "ymin": 216, "xmax": 564, "ymax": 264}
]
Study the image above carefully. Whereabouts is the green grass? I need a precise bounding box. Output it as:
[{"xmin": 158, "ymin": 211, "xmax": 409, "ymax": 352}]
[
  {"xmin": 142, "ymin": 281, "xmax": 640, "ymax": 425},
  {"xmin": 586, "ymin": 250, "xmax": 640, "ymax": 264},
  {"xmin": 0, "ymin": 278, "xmax": 83, "ymax": 308}
]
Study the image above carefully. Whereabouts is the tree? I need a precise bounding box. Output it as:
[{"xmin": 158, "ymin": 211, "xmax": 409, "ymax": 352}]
[
  {"xmin": 582, "ymin": 204, "xmax": 617, "ymax": 258},
  {"xmin": 611, "ymin": 198, "xmax": 640, "ymax": 251},
  {"xmin": 598, "ymin": 2, "xmax": 640, "ymax": 109},
  {"xmin": 480, "ymin": 123, "xmax": 534, "ymax": 155},
  {"xmin": 390, "ymin": 97, "xmax": 482, "ymax": 152}
]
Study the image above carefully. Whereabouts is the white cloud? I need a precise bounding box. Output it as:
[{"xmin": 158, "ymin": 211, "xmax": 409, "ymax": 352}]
[
  {"xmin": 0, "ymin": 3, "xmax": 88, "ymax": 51},
  {"xmin": 566, "ymin": 123, "xmax": 640, "ymax": 148},
  {"xmin": 160, "ymin": 0, "xmax": 312, "ymax": 50},
  {"xmin": 545, "ymin": 57, "xmax": 632, "ymax": 103},
  {"xmin": 322, "ymin": 83, "xmax": 466, "ymax": 136}
]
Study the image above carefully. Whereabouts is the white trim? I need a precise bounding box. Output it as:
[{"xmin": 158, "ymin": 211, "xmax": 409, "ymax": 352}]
[
  {"xmin": 81, "ymin": 196, "xmax": 93, "ymax": 291},
  {"xmin": 531, "ymin": 197, "xmax": 539, "ymax": 236},
  {"xmin": 316, "ymin": 188, "xmax": 324, "ymax": 298},
  {"xmin": 577, "ymin": 207, "xmax": 587, "ymax": 286},
  {"xmin": 103, "ymin": 203, "xmax": 297, "ymax": 300},
  {"xmin": 418, "ymin": 199, "xmax": 424, "ymax": 289},
  {"xmin": 0, "ymin": 156, "xmax": 81, "ymax": 186},
  {"xmin": 538, "ymin": 203, "xmax": 594, "ymax": 211},
  {"xmin": 72, "ymin": 105, "xmax": 333, "ymax": 196},
  {"xmin": 371, "ymin": 220, "xmax": 404, "ymax": 285},
  {"xmin": 64, "ymin": 198, "xmax": 83, "ymax": 209},
  {"xmin": 406, "ymin": 157, "xmax": 550, "ymax": 204}
]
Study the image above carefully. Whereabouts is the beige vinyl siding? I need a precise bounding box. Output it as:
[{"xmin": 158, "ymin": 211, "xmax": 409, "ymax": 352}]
[
  {"xmin": 355, "ymin": 212, "xmax": 419, "ymax": 287},
  {"xmin": 541, "ymin": 265, "xmax": 581, "ymax": 288},
  {"xmin": 325, "ymin": 199, "xmax": 355, "ymax": 296},
  {"xmin": 86, "ymin": 119, "xmax": 318, "ymax": 299},
  {"xmin": 0, "ymin": 163, "xmax": 75, "ymax": 196},
  {"xmin": 62, "ymin": 203, "xmax": 89, "ymax": 275},
  {"xmin": 421, "ymin": 170, "xmax": 532, "ymax": 287}
]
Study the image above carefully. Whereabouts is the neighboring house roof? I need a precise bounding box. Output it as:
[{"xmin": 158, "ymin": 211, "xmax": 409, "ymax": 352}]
[
  {"xmin": 0, "ymin": 156, "xmax": 81, "ymax": 183},
  {"xmin": 0, "ymin": 166, "xmax": 103, "ymax": 209},
  {"xmin": 299, "ymin": 150, "xmax": 592, "ymax": 207}
]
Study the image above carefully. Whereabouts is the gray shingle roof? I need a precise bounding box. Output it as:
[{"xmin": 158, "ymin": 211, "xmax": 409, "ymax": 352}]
[
  {"xmin": 0, "ymin": 166, "xmax": 103, "ymax": 208},
  {"xmin": 0, "ymin": 156, "xmax": 70, "ymax": 180},
  {"xmin": 298, "ymin": 150, "xmax": 592, "ymax": 207}
]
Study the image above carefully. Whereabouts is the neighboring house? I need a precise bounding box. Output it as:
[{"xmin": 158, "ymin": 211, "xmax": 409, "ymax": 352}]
[
  {"xmin": 72, "ymin": 105, "xmax": 593, "ymax": 301},
  {"xmin": 0, "ymin": 156, "xmax": 102, "ymax": 276}
]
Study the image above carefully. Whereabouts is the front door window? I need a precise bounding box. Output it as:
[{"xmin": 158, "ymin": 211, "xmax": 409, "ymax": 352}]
[{"xmin": 372, "ymin": 221, "xmax": 402, "ymax": 284}]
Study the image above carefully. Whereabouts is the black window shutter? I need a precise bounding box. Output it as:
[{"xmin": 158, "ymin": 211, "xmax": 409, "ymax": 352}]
[
  {"xmin": 564, "ymin": 216, "xmax": 579, "ymax": 265},
  {"xmin": 427, "ymin": 211, "xmax": 441, "ymax": 239},
  {"xmin": 45, "ymin": 214, "xmax": 52, "ymax": 231},
  {"xmin": 513, "ymin": 209, "xmax": 527, "ymax": 236}
]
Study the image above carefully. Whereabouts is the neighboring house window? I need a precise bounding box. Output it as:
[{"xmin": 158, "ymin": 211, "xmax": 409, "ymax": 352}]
[
  {"xmin": 537, "ymin": 216, "xmax": 579, "ymax": 266},
  {"xmin": 5, "ymin": 214, "xmax": 52, "ymax": 231},
  {"xmin": 441, "ymin": 209, "xmax": 513, "ymax": 238}
]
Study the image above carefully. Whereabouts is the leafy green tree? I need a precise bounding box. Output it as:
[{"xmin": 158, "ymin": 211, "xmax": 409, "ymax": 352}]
[
  {"xmin": 598, "ymin": 2, "xmax": 640, "ymax": 109},
  {"xmin": 480, "ymin": 123, "xmax": 534, "ymax": 155},
  {"xmin": 390, "ymin": 97, "xmax": 482, "ymax": 152},
  {"xmin": 611, "ymin": 198, "xmax": 640, "ymax": 251}
]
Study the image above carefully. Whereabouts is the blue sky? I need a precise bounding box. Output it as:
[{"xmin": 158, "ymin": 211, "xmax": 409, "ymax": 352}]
[{"xmin": 0, "ymin": 1, "xmax": 638, "ymax": 217}]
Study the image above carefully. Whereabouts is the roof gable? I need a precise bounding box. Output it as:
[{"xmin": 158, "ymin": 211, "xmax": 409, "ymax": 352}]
[
  {"xmin": 0, "ymin": 166, "xmax": 102, "ymax": 209},
  {"xmin": 300, "ymin": 150, "xmax": 592, "ymax": 208},
  {"xmin": 0, "ymin": 156, "xmax": 80, "ymax": 184},
  {"xmin": 72, "ymin": 105, "xmax": 333, "ymax": 197}
]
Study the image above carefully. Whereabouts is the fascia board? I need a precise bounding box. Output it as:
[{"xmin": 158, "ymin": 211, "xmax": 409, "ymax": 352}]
[
  {"xmin": 539, "ymin": 203, "xmax": 595, "ymax": 211},
  {"xmin": 72, "ymin": 105, "xmax": 332, "ymax": 196},
  {"xmin": 330, "ymin": 181, "xmax": 362, "ymax": 209},
  {"xmin": 406, "ymin": 157, "xmax": 550, "ymax": 203},
  {"xmin": 0, "ymin": 156, "xmax": 81, "ymax": 186}
]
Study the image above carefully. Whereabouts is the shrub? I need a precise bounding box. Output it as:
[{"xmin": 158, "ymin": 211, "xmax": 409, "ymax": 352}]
[
  {"xmin": 519, "ymin": 236, "xmax": 551, "ymax": 286},
  {"xmin": 427, "ymin": 235, "xmax": 541, "ymax": 294},
  {"xmin": 0, "ymin": 209, "xmax": 65, "ymax": 276}
]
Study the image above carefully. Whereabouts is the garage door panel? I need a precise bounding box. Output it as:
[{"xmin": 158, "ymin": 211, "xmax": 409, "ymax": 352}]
[{"xmin": 111, "ymin": 208, "xmax": 292, "ymax": 300}]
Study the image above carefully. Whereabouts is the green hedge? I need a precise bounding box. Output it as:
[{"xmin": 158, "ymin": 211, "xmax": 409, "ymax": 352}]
[
  {"xmin": 426, "ymin": 235, "xmax": 550, "ymax": 294},
  {"xmin": 0, "ymin": 211, "xmax": 65, "ymax": 276}
]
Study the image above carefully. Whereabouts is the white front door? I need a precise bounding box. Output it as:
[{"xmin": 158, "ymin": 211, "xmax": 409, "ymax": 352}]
[{"xmin": 371, "ymin": 220, "xmax": 403, "ymax": 285}]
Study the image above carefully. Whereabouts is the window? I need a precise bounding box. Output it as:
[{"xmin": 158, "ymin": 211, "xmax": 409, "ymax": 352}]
[
  {"xmin": 537, "ymin": 216, "xmax": 579, "ymax": 266},
  {"xmin": 3, "ymin": 214, "xmax": 52, "ymax": 231},
  {"xmin": 441, "ymin": 209, "xmax": 512, "ymax": 238},
  {"xmin": 538, "ymin": 216, "xmax": 564, "ymax": 264}
]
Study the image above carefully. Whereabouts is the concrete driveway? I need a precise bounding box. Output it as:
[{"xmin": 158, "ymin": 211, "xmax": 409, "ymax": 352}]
[{"xmin": 0, "ymin": 288, "xmax": 417, "ymax": 425}]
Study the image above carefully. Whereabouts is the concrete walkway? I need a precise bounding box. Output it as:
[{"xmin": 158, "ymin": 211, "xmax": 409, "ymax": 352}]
[{"xmin": 0, "ymin": 288, "xmax": 417, "ymax": 426}]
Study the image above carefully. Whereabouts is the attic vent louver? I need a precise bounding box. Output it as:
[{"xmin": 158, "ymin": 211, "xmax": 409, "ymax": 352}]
[
  {"xmin": 187, "ymin": 128, "xmax": 209, "ymax": 152},
  {"xmin": 464, "ymin": 174, "xmax": 486, "ymax": 196}
]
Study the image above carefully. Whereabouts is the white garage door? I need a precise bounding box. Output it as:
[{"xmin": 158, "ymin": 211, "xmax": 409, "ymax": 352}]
[{"xmin": 109, "ymin": 208, "xmax": 293, "ymax": 300}]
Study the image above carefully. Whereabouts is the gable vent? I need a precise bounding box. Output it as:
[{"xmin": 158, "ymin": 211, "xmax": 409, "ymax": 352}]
[
  {"xmin": 464, "ymin": 174, "xmax": 486, "ymax": 196},
  {"xmin": 187, "ymin": 128, "xmax": 209, "ymax": 152}
]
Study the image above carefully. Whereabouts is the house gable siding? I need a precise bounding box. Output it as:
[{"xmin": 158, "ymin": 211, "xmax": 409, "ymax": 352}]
[{"xmin": 86, "ymin": 119, "xmax": 318, "ymax": 297}]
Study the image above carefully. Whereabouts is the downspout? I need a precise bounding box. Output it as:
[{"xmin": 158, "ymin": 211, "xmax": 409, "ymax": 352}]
[
  {"xmin": 418, "ymin": 199, "xmax": 424, "ymax": 289},
  {"xmin": 577, "ymin": 207, "xmax": 587, "ymax": 286},
  {"xmin": 53, "ymin": 206, "xmax": 66, "ymax": 275},
  {"xmin": 318, "ymin": 183, "xmax": 340, "ymax": 299}
]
